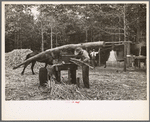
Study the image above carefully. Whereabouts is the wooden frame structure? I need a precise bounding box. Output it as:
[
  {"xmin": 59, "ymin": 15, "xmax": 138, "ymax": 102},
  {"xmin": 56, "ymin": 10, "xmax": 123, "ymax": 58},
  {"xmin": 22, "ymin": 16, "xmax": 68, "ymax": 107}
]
[{"xmin": 97, "ymin": 41, "xmax": 132, "ymax": 71}]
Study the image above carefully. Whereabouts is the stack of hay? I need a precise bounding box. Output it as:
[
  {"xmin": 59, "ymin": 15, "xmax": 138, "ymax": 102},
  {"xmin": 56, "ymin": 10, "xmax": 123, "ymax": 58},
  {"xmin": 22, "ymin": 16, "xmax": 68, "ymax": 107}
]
[
  {"xmin": 5, "ymin": 49, "xmax": 33, "ymax": 68},
  {"xmin": 41, "ymin": 78, "xmax": 90, "ymax": 100}
]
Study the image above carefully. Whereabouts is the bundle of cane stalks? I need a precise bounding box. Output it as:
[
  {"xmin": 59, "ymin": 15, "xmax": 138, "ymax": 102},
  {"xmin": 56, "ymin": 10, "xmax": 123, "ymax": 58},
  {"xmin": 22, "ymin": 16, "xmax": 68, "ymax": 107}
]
[{"xmin": 42, "ymin": 76, "xmax": 91, "ymax": 100}]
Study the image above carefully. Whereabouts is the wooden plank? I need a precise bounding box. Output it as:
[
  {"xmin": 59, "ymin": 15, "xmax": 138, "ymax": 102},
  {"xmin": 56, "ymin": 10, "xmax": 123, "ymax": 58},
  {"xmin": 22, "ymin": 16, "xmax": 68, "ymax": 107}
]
[
  {"xmin": 70, "ymin": 60, "xmax": 82, "ymax": 67},
  {"xmin": 70, "ymin": 58, "xmax": 94, "ymax": 69},
  {"xmin": 105, "ymin": 41, "xmax": 132, "ymax": 44}
]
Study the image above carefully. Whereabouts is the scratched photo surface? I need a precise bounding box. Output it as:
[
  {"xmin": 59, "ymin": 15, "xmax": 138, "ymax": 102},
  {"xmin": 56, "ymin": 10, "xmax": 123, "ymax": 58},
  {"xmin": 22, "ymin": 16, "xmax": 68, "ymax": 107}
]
[{"xmin": 2, "ymin": 1, "xmax": 149, "ymax": 121}]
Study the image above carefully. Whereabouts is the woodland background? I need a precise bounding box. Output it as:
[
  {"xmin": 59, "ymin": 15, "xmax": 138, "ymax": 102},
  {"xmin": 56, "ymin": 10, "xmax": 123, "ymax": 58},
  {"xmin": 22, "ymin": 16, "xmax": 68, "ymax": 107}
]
[{"xmin": 5, "ymin": 4, "xmax": 146, "ymax": 52}]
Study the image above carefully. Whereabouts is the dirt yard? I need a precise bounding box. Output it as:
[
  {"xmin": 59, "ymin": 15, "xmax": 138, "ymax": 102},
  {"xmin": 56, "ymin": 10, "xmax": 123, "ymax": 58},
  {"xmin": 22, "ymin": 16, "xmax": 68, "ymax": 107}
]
[
  {"xmin": 5, "ymin": 64, "xmax": 147, "ymax": 100},
  {"xmin": 5, "ymin": 49, "xmax": 147, "ymax": 100}
]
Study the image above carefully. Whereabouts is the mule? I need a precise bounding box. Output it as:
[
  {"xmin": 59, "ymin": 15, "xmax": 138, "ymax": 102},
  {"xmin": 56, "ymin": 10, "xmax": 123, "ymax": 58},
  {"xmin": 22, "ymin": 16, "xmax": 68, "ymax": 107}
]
[{"xmin": 21, "ymin": 51, "xmax": 55, "ymax": 75}]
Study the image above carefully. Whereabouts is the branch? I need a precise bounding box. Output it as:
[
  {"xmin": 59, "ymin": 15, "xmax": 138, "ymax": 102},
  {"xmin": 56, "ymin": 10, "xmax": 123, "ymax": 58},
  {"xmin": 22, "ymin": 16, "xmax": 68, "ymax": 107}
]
[
  {"xmin": 104, "ymin": 27, "xmax": 124, "ymax": 31},
  {"xmin": 126, "ymin": 17, "xmax": 140, "ymax": 25},
  {"xmin": 94, "ymin": 26, "xmax": 124, "ymax": 35},
  {"xmin": 99, "ymin": 11, "xmax": 123, "ymax": 18}
]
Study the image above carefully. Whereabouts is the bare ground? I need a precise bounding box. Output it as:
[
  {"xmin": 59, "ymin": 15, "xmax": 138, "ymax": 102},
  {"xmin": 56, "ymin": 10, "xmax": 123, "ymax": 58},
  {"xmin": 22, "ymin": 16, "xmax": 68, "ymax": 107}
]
[{"xmin": 5, "ymin": 64, "xmax": 147, "ymax": 100}]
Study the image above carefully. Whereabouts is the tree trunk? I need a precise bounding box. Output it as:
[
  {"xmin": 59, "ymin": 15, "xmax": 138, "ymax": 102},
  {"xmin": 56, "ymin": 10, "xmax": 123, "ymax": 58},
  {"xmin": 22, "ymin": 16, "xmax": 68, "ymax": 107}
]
[
  {"xmin": 98, "ymin": 48, "xmax": 101, "ymax": 66},
  {"xmin": 13, "ymin": 41, "xmax": 105, "ymax": 69},
  {"xmin": 85, "ymin": 29, "xmax": 88, "ymax": 42},
  {"xmin": 51, "ymin": 26, "xmax": 53, "ymax": 49},
  {"xmin": 41, "ymin": 21, "xmax": 44, "ymax": 52},
  {"xmin": 119, "ymin": 17, "xmax": 121, "ymax": 42},
  {"xmin": 91, "ymin": 28, "xmax": 93, "ymax": 42},
  {"xmin": 124, "ymin": 4, "xmax": 127, "ymax": 72},
  {"xmin": 85, "ymin": 29, "xmax": 88, "ymax": 50},
  {"xmin": 15, "ymin": 32, "xmax": 17, "ymax": 48},
  {"xmin": 56, "ymin": 28, "xmax": 57, "ymax": 47},
  {"xmin": 19, "ymin": 22, "xmax": 22, "ymax": 49},
  {"xmin": 136, "ymin": 7, "xmax": 141, "ymax": 43}
]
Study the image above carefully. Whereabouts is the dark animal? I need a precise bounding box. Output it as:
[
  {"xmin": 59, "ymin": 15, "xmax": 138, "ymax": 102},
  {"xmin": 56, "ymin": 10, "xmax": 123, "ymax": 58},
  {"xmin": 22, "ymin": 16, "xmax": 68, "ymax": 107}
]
[{"xmin": 21, "ymin": 51, "xmax": 55, "ymax": 75}]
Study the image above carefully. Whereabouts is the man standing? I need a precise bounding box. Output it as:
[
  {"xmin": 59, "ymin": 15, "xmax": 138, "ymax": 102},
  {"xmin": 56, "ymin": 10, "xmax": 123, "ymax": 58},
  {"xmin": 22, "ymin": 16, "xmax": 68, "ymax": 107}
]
[
  {"xmin": 74, "ymin": 47, "xmax": 90, "ymax": 88},
  {"xmin": 90, "ymin": 49, "xmax": 100, "ymax": 68}
]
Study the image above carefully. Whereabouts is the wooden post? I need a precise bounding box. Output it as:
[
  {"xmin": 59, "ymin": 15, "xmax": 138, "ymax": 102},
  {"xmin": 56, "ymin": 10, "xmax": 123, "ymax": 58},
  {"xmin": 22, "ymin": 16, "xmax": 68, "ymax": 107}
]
[
  {"xmin": 139, "ymin": 46, "xmax": 141, "ymax": 56},
  {"xmin": 57, "ymin": 71, "xmax": 60, "ymax": 83},
  {"xmin": 39, "ymin": 67, "xmax": 48, "ymax": 86},
  {"xmin": 98, "ymin": 48, "xmax": 101, "ymax": 66},
  {"xmin": 55, "ymin": 69, "xmax": 60, "ymax": 83},
  {"xmin": 82, "ymin": 65, "xmax": 89, "ymax": 88},
  {"xmin": 138, "ymin": 59, "xmax": 140, "ymax": 68},
  {"xmin": 70, "ymin": 69, "xmax": 76, "ymax": 84},
  {"xmin": 126, "ymin": 42, "xmax": 131, "ymax": 67},
  {"xmin": 76, "ymin": 77, "xmax": 80, "ymax": 88},
  {"xmin": 124, "ymin": 42, "xmax": 127, "ymax": 71},
  {"xmin": 68, "ymin": 68, "xmax": 71, "ymax": 82},
  {"xmin": 127, "ymin": 42, "xmax": 130, "ymax": 55}
]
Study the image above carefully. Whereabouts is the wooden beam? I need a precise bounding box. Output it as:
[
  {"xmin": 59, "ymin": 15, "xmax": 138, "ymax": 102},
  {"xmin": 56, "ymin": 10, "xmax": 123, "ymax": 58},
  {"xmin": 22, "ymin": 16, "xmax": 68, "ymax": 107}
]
[
  {"xmin": 13, "ymin": 41, "xmax": 105, "ymax": 69},
  {"xmin": 126, "ymin": 42, "xmax": 131, "ymax": 67},
  {"xmin": 105, "ymin": 41, "xmax": 132, "ymax": 45}
]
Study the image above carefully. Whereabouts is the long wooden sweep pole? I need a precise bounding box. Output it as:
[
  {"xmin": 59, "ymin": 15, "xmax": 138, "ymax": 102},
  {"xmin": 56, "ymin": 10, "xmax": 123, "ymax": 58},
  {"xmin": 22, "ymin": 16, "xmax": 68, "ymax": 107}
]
[{"xmin": 13, "ymin": 41, "xmax": 105, "ymax": 69}]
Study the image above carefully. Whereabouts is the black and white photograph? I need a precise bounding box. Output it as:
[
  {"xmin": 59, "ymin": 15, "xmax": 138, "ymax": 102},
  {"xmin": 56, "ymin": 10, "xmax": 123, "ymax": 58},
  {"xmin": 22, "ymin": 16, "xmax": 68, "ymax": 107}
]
[{"xmin": 2, "ymin": 1, "xmax": 149, "ymax": 120}]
